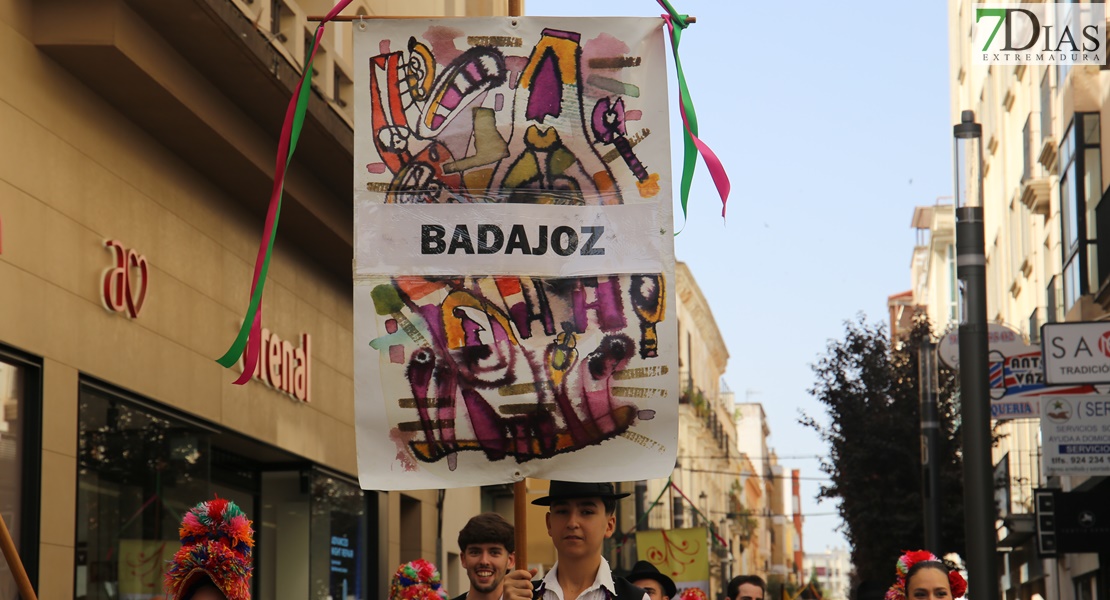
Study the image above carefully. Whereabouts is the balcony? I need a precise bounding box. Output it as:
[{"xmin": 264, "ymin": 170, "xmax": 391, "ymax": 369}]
[
  {"xmin": 32, "ymin": 0, "xmax": 358, "ymax": 277},
  {"xmin": 1019, "ymin": 178, "xmax": 1051, "ymax": 216},
  {"xmin": 1038, "ymin": 137, "xmax": 1058, "ymax": 174}
]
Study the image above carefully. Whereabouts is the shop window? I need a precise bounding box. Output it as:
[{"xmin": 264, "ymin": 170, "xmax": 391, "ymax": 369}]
[
  {"xmin": 310, "ymin": 472, "xmax": 369, "ymax": 600},
  {"xmin": 76, "ymin": 382, "xmax": 216, "ymax": 600},
  {"xmin": 260, "ymin": 471, "xmax": 309, "ymax": 600},
  {"xmin": 74, "ymin": 382, "xmax": 375, "ymax": 599},
  {"xmin": 0, "ymin": 347, "xmax": 42, "ymax": 599}
]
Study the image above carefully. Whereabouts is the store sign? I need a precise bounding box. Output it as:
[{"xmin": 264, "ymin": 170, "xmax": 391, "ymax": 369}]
[
  {"xmin": 1041, "ymin": 396, "xmax": 1110, "ymax": 476},
  {"xmin": 101, "ymin": 240, "xmax": 148, "ymax": 318},
  {"xmin": 938, "ymin": 323, "xmax": 1063, "ymax": 418},
  {"xmin": 1033, "ymin": 487, "xmax": 1110, "ymax": 554},
  {"xmin": 238, "ymin": 330, "xmax": 311, "ymax": 403},
  {"xmin": 1042, "ymin": 322, "xmax": 1110, "ymax": 384}
]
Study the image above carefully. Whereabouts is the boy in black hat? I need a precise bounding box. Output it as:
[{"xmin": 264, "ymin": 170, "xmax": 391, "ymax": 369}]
[
  {"xmin": 502, "ymin": 481, "xmax": 649, "ymax": 600},
  {"xmin": 627, "ymin": 561, "xmax": 676, "ymax": 600}
]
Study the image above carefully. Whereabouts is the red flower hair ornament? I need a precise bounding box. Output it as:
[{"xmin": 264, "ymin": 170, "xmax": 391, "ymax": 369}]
[
  {"xmin": 884, "ymin": 550, "xmax": 967, "ymax": 600},
  {"xmin": 390, "ymin": 559, "xmax": 448, "ymax": 600}
]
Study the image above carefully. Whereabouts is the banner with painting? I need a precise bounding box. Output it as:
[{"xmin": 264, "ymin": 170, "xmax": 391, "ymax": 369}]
[{"xmin": 352, "ymin": 17, "xmax": 678, "ymax": 488}]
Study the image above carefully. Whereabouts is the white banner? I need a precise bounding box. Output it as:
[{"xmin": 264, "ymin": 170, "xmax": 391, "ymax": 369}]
[
  {"xmin": 352, "ymin": 17, "xmax": 677, "ymax": 489},
  {"xmin": 354, "ymin": 202, "xmax": 669, "ymax": 277}
]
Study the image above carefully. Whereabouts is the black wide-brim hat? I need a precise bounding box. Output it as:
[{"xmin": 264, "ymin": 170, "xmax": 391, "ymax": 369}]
[
  {"xmin": 531, "ymin": 480, "xmax": 631, "ymax": 506},
  {"xmin": 627, "ymin": 560, "xmax": 677, "ymax": 599}
]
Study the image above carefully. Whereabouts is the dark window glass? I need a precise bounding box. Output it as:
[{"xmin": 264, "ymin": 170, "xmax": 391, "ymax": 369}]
[
  {"xmin": 1059, "ymin": 113, "xmax": 1104, "ymax": 309},
  {"xmin": 1041, "ymin": 67, "xmax": 1053, "ymax": 141},
  {"xmin": 76, "ymin": 383, "xmax": 214, "ymax": 600},
  {"xmin": 1029, "ymin": 308, "xmax": 1041, "ymax": 344},
  {"xmin": 1047, "ymin": 275, "xmax": 1061, "ymax": 323},
  {"xmin": 1, "ymin": 350, "xmax": 40, "ymax": 599},
  {"xmin": 310, "ymin": 472, "xmax": 368, "ymax": 600},
  {"xmin": 1023, "ymin": 115, "xmax": 1033, "ymax": 182},
  {"xmin": 0, "ymin": 359, "xmax": 26, "ymax": 600}
]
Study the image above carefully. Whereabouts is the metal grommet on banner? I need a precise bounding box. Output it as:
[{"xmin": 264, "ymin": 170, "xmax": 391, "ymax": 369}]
[
  {"xmin": 510, "ymin": 19, "xmax": 518, "ymax": 27},
  {"xmin": 357, "ymin": 15, "xmax": 366, "ymax": 30}
]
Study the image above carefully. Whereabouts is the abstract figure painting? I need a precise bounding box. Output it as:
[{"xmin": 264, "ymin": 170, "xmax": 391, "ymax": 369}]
[{"xmin": 353, "ymin": 17, "xmax": 678, "ymax": 489}]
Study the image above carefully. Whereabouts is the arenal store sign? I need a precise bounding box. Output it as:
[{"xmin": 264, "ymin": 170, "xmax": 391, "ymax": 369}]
[
  {"xmin": 938, "ymin": 323, "xmax": 1096, "ymax": 418},
  {"xmin": 237, "ymin": 329, "xmax": 312, "ymax": 403}
]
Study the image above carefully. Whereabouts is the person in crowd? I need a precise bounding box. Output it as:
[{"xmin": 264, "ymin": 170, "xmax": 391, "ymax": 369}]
[
  {"xmin": 453, "ymin": 512, "xmax": 517, "ymax": 600},
  {"xmin": 726, "ymin": 575, "xmax": 765, "ymax": 600},
  {"xmin": 626, "ymin": 560, "xmax": 676, "ymax": 600},
  {"xmin": 884, "ymin": 550, "xmax": 967, "ymax": 600},
  {"xmin": 164, "ymin": 497, "xmax": 254, "ymax": 600},
  {"xmin": 391, "ymin": 558, "xmax": 450, "ymax": 600},
  {"xmin": 502, "ymin": 481, "xmax": 649, "ymax": 600}
]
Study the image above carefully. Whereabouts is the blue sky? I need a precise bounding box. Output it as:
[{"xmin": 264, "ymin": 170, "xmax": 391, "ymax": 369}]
[{"xmin": 526, "ymin": 0, "xmax": 953, "ymax": 554}]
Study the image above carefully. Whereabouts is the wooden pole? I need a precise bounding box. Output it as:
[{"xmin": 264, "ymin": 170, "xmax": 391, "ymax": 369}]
[
  {"xmin": 509, "ymin": 0, "xmax": 526, "ymax": 570},
  {"xmin": 513, "ymin": 479, "xmax": 528, "ymax": 568},
  {"xmin": 0, "ymin": 513, "xmax": 37, "ymax": 600}
]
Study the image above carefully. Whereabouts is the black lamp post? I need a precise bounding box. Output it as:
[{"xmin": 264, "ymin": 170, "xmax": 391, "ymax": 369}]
[
  {"xmin": 953, "ymin": 109, "xmax": 999, "ymax": 600},
  {"xmin": 919, "ymin": 334, "xmax": 941, "ymax": 554}
]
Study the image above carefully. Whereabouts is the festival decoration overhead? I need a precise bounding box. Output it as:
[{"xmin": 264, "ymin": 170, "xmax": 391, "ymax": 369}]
[
  {"xmin": 636, "ymin": 527, "xmax": 710, "ymax": 598},
  {"xmin": 353, "ymin": 16, "xmax": 682, "ymax": 488}
]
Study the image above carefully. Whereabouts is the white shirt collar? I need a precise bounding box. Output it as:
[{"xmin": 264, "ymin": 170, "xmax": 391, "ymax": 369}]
[{"xmin": 542, "ymin": 557, "xmax": 616, "ymax": 600}]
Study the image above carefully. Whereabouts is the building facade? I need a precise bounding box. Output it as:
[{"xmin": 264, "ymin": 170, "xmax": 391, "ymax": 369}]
[
  {"xmin": 734, "ymin": 402, "xmax": 775, "ymax": 584},
  {"xmin": 921, "ymin": 2, "xmax": 1110, "ymax": 600},
  {"xmin": 0, "ymin": 0, "xmax": 511, "ymax": 598},
  {"xmin": 802, "ymin": 547, "xmax": 851, "ymax": 600},
  {"xmin": 627, "ymin": 262, "xmax": 743, "ymax": 599}
]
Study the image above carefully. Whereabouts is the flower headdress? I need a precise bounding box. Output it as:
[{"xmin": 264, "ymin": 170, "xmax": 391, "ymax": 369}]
[
  {"xmin": 679, "ymin": 588, "xmax": 709, "ymax": 600},
  {"xmin": 390, "ymin": 559, "xmax": 449, "ymax": 600},
  {"xmin": 885, "ymin": 550, "xmax": 967, "ymax": 600},
  {"xmin": 164, "ymin": 497, "xmax": 255, "ymax": 600}
]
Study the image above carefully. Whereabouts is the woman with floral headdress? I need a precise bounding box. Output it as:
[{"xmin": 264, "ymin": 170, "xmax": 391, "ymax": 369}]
[
  {"xmin": 391, "ymin": 559, "xmax": 450, "ymax": 600},
  {"xmin": 885, "ymin": 550, "xmax": 968, "ymax": 600}
]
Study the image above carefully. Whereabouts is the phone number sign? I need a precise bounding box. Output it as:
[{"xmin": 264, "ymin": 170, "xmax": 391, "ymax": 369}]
[{"xmin": 1042, "ymin": 396, "xmax": 1110, "ymax": 476}]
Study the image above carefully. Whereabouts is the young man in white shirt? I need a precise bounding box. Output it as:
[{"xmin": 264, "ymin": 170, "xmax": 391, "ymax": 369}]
[
  {"xmin": 502, "ymin": 481, "xmax": 649, "ymax": 600},
  {"xmin": 454, "ymin": 513, "xmax": 517, "ymax": 600}
]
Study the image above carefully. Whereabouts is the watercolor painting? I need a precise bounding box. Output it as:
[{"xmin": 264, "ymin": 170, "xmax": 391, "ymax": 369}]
[{"xmin": 352, "ymin": 17, "xmax": 678, "ymax": 489}]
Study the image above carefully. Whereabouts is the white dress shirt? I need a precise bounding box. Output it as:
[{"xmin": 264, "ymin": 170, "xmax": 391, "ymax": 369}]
[{"xmin": 538, "ymin": 558, "xmax": 650, "ymax": 600}]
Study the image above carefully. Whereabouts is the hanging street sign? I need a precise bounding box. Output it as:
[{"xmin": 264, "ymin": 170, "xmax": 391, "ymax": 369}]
[
  {"xmin": 1041, "ymin": 396, "xmax": 1110, "ymax": 476},
  {"xmin": 1041, "ymin": 321, "xmax": 1110, "ymax": 385},
  {"xmin": 935, "ymin": 323, "xmax": 1093, "ymax": 419}
]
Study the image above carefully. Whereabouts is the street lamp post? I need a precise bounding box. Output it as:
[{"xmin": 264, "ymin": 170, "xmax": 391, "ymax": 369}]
[
  {"xmin": 953, "ymin": 110, "xmax": 999, "ymax": 600},
  {"xmin": 919, "ymin": 336, "xmax": 941, "ymax": 554}
]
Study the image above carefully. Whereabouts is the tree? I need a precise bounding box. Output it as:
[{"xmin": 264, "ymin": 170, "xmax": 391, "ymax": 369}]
[{"xmin": 800, "ymin": 314, "xmax": 965, "ymax": 582}]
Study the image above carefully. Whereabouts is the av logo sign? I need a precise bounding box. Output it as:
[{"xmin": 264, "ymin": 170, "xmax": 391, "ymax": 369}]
[{"xmin": 101, "ymin": 239, "xmax": 149, "ymax": 318}]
